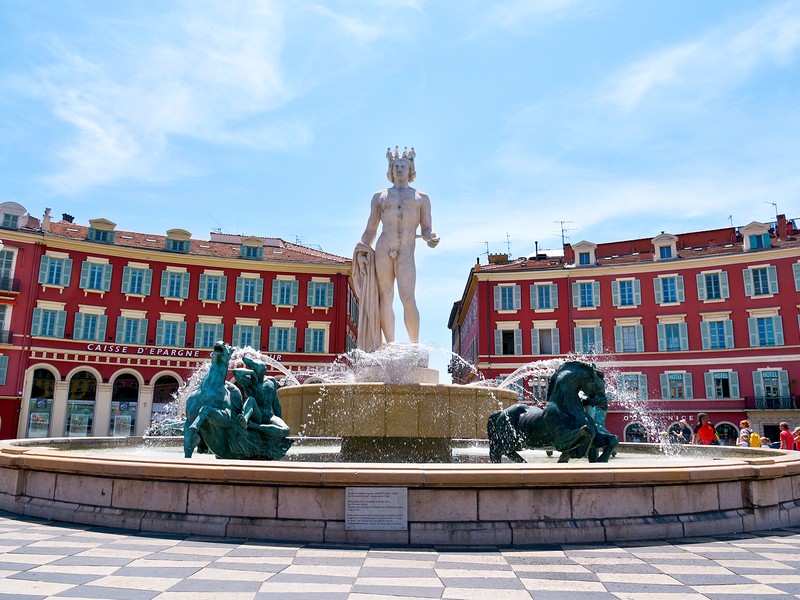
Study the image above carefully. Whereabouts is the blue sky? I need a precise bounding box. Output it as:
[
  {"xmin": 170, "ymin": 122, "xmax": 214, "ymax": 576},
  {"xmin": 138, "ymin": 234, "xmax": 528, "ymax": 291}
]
[{"xmin": 1, "ymin": 0, "xmax": 799, "ymax": 378}]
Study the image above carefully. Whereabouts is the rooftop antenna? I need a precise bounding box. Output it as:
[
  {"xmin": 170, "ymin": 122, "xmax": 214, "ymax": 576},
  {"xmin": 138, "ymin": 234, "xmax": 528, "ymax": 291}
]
[
  {"xmin": 765, "ymin": 201, "xmax": 778, "ymax": 220},
  {"xmin": 728, "ymin": 215, "xmax": 733, "ymax": 228},
  {"xmin": 554, "ymin": 220, "xmax": 575, "ymax": 247},
  {"xmin": 474, "ymin": 240, "xmax": 490, "ymax": 259},
  {"xmin": 506, "ymin": 233, "xmax": 512, "ymax": 258},
  {"xmin": 206, "ymin": 213, "xmax": 230, "ymax": 234}
]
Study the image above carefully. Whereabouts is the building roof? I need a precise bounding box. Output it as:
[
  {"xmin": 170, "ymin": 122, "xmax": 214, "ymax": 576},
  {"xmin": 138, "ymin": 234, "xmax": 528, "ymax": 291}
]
[{"xmin": 38, "ymin": 221, "xmax": 350, "ymax": 265}]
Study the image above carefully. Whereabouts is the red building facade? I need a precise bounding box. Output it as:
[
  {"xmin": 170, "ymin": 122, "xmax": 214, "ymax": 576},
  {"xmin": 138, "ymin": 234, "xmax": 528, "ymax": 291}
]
[
  {"xmin": 449, "ymin": 215, "xmax": 800, "ymax": 444},
  {"xmin": 0, "ymin": 203, "xmax": 356, "ymax": 440}
]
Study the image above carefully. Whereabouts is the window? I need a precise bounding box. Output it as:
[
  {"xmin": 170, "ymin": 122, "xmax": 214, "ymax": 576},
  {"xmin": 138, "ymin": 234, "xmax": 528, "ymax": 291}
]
[
  {"xmin": 704, "ymin": 371, "xmax": 739, "ymax": 399},
  {"xmin": 749, "ymin": 233, "xmax": 770, "ymax": 249},
  {"xmin": 305, "ymin": 328, "xmax": 326, "ymax": 353},
  {"xmin": 1, "ymin": 214, "xmax": 19, "ymax": 230},
  {"xmin": 73, "ymin": 313, "xmax": 107, "ymax": 342},
  {"xmin": 269, "ymin": 326, "xmax": 296, "ymax": 352},
  {"xmin": 308, "ymin": 281, "xmax": 334, "ymax": 308},
  {"xmin": 697, "ymin": 271, "xmax": 729, "ymax": 301},
  {"xmin": 165, "ymin": 238, "xmax": 189, "ymax": 253},
  {"xmin": 700, "ymin": 320, "xmax": 733, "ymax": 350},
  {"xmin": 156, "ymin": 320, "xmax": 187, "ymax": 347},
  {"xmin": 612, "ymin": 279, "xmax": 640, "ymax": 307},
  {"xmin": 0, "ymin": 249, "xmax": 14, "ymax": 290},
  {"xmin": 748, "ymin": 315, "xmax": 783, "ymax": 347},
  {"xmin": 705, "ymin": 273, "xmax": 720, "ymax": 299},
  {"xmin": 38, "ymin": 255, "xmax": 72, "ymax": 287},
  {"xmin": 659, "ymin": 246, "xmax": 672, "ymax": 259},
  {"xmin": 122, "ymin": 266, "xmax": 153, "ymax": 296},
  {"xmin": 272, "ymin": 279, "xmax": 299, "ymax": 307},
  {"xmin": 573, "ymin": 281, "xmax": 600, "ymax": 308},
  {"xmin": 657, "ymin": 322, "xmax": 688, "ymax": 352},
  {"xmin": 240, "ymin": 244, "xmax": 264, "ymax": 260},
  {"xmin": 614, "ymin": 324, "xmax": 643, "ymax": 353},
  {"xmin": 32, "ymin": 307, "xmax": 67, "ymax": 338},
  {"xmin": 79, "ymin": 261, "xmax": 112, "ymax": 292},
  {"xmin": 579, "ymin": 252, "xmax": 590, "ymax": 265},
  {"xmin": 87, "ymin": 228, "xmax": 115, "ymax": 244},
  {"xmin": 160, "ymin": 271, "xmax": 190, "ymax": 300},
  {"xmin": 616, "ymin": 373, "xmax": 647, "ymax": 399},
  {"xmin": 753, "ymin": 369, "xmax": 790, "ymax": 409},
  {"xmin": 116, "ymin": 316, "xmax": 148, "ymax": 345},
  {"xmin": 531, "ymin": 328, "xmax": 560, "ymax": 355},
  {"xmin": 744, "ymin": 266, "xmax": 778, "ymax": 297},
  {"xmin": 0, "ymin": 355, "xmax": 8, "ymax": 385},
  {"xmin": 494, "ymin": 284, "xmax": 521, "ymax": 311},
  {"xmin": 660, "ymin": 372, "xmax": 693, "ymax": 400},
  {"xmin": 654, "ymin": 275, "xmax": 684, "ymax": 304},
  {"xmin": 575, "ymin": 325, "xmax": 602, "ymax": 354},
  {"xmin": 198, "ymin": 274, "xmax": 227, "ymax": 302},
  {"xmin": 494, "ymin": 328, "xmax": 522, "ymax": 355},
  {"xmin": 531, "ymin": 283, "xmax": 558, "ymax": 310},
  {"xmin": 195, "ymin": 322, "xmax": 224, "ymax": 349},
  {"xmin": 236, "ymin": 277, "xmax": 264, "ymax": 304}
]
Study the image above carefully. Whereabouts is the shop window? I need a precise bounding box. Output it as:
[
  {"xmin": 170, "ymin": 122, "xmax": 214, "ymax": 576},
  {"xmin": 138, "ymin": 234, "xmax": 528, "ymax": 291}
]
[
  {"xmin": 110, "ymin": 374, "xmax": 139, "ymax": 437},
  {"xmin": 27, "ymin": 369, "xmax": 55, "ymax": 438},
  {"xmin": 66, "ymin": 371, "xmax": 97, "ymax": 437},
  {"xmin": 152, "ymin": 375, "xmax": 180, "ymax": 418},
  {"xmin": 625, "ymin": 423, "xmax": 647, "ymax": 443}
]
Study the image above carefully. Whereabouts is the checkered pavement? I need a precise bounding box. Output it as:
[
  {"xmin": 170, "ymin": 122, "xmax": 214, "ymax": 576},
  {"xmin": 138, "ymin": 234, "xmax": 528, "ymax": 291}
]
[{"xmin": 1, "ymin": 511, "xmax": 800, "ymax": 599}]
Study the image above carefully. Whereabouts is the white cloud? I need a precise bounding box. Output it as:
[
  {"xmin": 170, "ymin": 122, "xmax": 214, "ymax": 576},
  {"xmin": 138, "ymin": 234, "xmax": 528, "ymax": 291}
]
[
  {"xmin": 604, "ymin": 1, "xmax": 800, "ymax": 111},
  {"xmin": 468, "ymin": 0, "xmax": 597, "ymax": 36}
]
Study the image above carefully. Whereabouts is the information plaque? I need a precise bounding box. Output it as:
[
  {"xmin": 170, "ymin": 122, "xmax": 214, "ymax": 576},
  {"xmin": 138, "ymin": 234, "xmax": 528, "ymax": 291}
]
[{"xmin": 345, "ymin": 487, "xmax": 408, "ymax": 531}]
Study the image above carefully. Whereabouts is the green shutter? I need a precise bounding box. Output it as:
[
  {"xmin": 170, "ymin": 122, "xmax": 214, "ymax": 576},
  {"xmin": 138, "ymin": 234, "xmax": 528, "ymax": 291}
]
[
  {"xmin": 61, "ymin": 259, "xmax": 72, "ymax": 286},
  {"xmin": 743, "ymin": 269, "xmax": 754, "ymax": 296},
  {"xmin": 794, "ymin": 262, "xmax": 800, "ymax": 292},
  {"xmin": 729, "ymin": 372, "xmax": 740, "ymax": 398},
  {"xmin": 724, "ymin": 320, "xmax": 734, "ymax": 348},
  {"xmin": 514, "ymin": 329, "xmax": 522, "ymax": 355},
  {"xmin": 143, "ymin": 269, "xmax": 153, "ymax": 295},
  {"xmin": 271, "ymin": 279, "xmax": 280, "ymax": 305},
  {"xmin": 633, "ymin": 279, "xmax": 641, "ymax": 305},
  {"xmin": 116, "ymin": 316, "xmax": 126, "ymax": 343},
  {"xmin": 747, "ymin": 317, "xmax": 758, "ymax": 347},
  {"xmin": 696, "ymin": 273, "xmax": 706, "ymax": 301},
  {"xmin": 253, "ymin": 326, "xmax": 261, "ymax": 350},
  {"xmin": 0, "ymin": 355, "xmax": 8, "ymax": 385},
  {"xmin": 494, "ymin": 285, "xmax": 502, "ymax": 310},
  {"xmin": 774, "ymin": 316, "xmax": 784, "ymax": 346},
  {"xmin": 194, "ymin": 323, "xmax": 203, "ymax": 348},
  {"xmin": 79, "ymin": 262, "xmax": 90, "ymax": 289},
  {"xmin": 720, "ymin": 271, "xmax": 730, "ymax": 299},
  {"xmin": 550, "ymin": 284, "xmax": 558, "ymax": 309},
  {"xmin": 235, "ymin": 277, "xmax": 244, "ymax": 303},
  {"xmin": 684, "ymin": 373, "xmax": 693, "ymax": 399},
  {"xmin": 592, "ymin": 282, "xmax": 600, "ymax": 306},
  {"xmin": 102, "ymin": 264, "xmax": 113, "ymax": 291},
  {"xmin": 530, "ymin": 285, "xmax": 537, "ymax": 310},
  {"xmin": 268, "ymin": 326, "xmax": 277, "ymax": 352},
  {"xmin": 779, "ymin": 370, "xmax": 790, "ymax": 398},
  {"xmin": 73, "ymin": 312, "xmax": 84, "ymax": 340},
  {"xmin": 678, "ymin": 322, "xmax": 688, "ymax": 350},
  {"xmin": 638, "ymin": 374, "xmax": 648, "ymax": 400},
  {"xmin": 700, "ymin": 321, "xmax": 711, "ymax": 350},
  {"xmin": 254, "ymin": 278, "xmax": 264, "ymax": 304},
  {"xmin": 326, "ymin": 281, "xmax": 334, "ymax": 307},
  {"xmin": 571, "ymin": 283, "xmax": 579, "ymax": 307},
  {"xmin": 611, "ymin": 281, "xmax": 620, "ymax": 306},
  {"xmin": 38, "ymin": 255, "xmax": 50, "ymax": 284},
  {"xmin": 704, "ymin": 372, "xmax": 714, "ymax": 398},
  {"xmin": 218, "ymin": 276, "xmax": 227, "ymax": 302},
  {"xmin": 160, "ymin": 271, "xmax": 169, "ymax": 297},
  {"xmin": 752, "ymin": 371, "xmax": 764, "ymax": 398},
  {"xmin": 305, "ymin": 328, "xmax": 312, "ymax": 352},
  {"xmin": 513, "ymin": 285, "xmax": 521, "ymax": 310},
  {"xmin": 530, "ymin": 329, "xmax": 540, "ymax": 354},
  {"xmin": 660, "ymin": 374, "xmax": 669, "ymax": 399},
  {"xmin": 122, "ymin": 266, "xmax": 131, "ymax": 294},
  {"xmin": 290, "ymin": 280, "xmax": 299, "ymax": 305},
  {"xmin": 573, "ymin": 327, "xmax": 582, "ymax": 353},
  {"xmin": 594, "ymin": 326, "xmax": 603, "ymax": 354},
  {"xmin": 239, "ymin": 245, "xmax": 247, "ymax": 258},
  {"xmin": 676, "ymin": 276, "xmax": 685, "ymax": 302},
  {"xmin": 181, "ymin": 273, "xmax": 190, "ymax": 299},
  {"xmin": 552, "ymin": 328, "xmax": 560, "ymax": 354},
  {"xmin": 614, "ymin": 326, "xmax": 623, "ymax": 352},
  {"xmin": 657, "ymin": 324, "xmax": 666, "ymax": 352},
  {"xmin": 288, "ymin": 327, "xmax": 297, "ymax": 351},
  {"xmin": 55, "ymin": 311, "xmax": 66, "ymax": 338},
  {"xmin": 31, "ymin": 308, "xmax": 43, "ymax": 336},
  {"xmin": 767, "ymin": 265, "xmax": 779, "ymax": 294},
  {"xmin": 97, "ymin": 315, "xmax": 107, "ymax": 341},
  {"xmin": 232, "ymin": 324, "xmax": 241, "ymax": 347},
  {"xmin": 138, "ymin": 319, "xmax": 148, "ymax": 345},
  {"xmin": 653, "ymin": 278, "xmax": 662, "ymax": 304},
  {"xmin": 494, "ymin": 330, "xmax": 502, "ymax": 355},
  {"xmin": 307, "ymin": 282, "xmax": 315, "ymax": 306},
  {"xmin": 198, "ymin": 274, "xmax": 208, "ymax": 301},
  {"xmin": 155, "ymin": 320, "xmax": 165, "ymax": 345},
  {"xmin": 635, "ymin": 324, "xmax": 644, "ymax": 352},
  {"xmin": 177, "ymin": 322, "xmax": 187, "ymax": 346}
]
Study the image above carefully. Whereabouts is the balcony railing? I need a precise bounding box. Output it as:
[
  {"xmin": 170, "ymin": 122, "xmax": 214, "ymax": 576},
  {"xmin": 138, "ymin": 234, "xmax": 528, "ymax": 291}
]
[
  {"xmin": 0, "ymin": 277, "xmax": 20, "ymax": 292},
  {"xmin": 743, "ymin": 396, "xmax": 798, "ymax": 410}
]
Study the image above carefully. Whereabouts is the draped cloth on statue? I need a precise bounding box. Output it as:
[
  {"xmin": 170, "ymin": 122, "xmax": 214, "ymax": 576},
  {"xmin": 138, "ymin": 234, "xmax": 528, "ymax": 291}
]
[{"xmin": 353, "ymin": 241, "xmax": 381, "ymax": 352}]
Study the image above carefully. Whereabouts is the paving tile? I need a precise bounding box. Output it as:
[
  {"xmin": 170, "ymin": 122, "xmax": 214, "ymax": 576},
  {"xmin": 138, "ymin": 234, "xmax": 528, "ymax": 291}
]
[
  {"xmin": 165, "ymin": 578, "xmax": 263, "ymax": 592},
  {"xmin": 442, "ymin": 590, "xmax": 532, "ymax": 600}
]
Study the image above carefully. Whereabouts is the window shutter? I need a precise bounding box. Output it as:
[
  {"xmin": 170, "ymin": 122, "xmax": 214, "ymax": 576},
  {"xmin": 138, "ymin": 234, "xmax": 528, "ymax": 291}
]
[
  {"xmin": 194, "ymin": 324, "xmax": 203, "ymax": 348},
  {"xmin": 530, "ymin": 285, "xmax": 537, "ymax": 310},
  {"xmin": 653, "ymin": 278, "xmax": 662, "ymax": 304},
  {"xmin": 138, "ymin": 319, "xmax": 148, "ymax": 345},
  {"xmin": 684, "ymin": 373, "xmax": 693, "ymax": 399},
  {"xmin": 177, "ymin": 322, "xmax": 187, "ymax": 346},
  {"xmin": 116, "ymin": 316, "xmax": 125, "ymax": 343},
  {"xmin": 38, "ymin": 256, "xmax": 50, "ymax": 284},
  {"xmin": 705, "ymin": 372, "xmax": 715, "ymax": 398},
  {"xmin": 253, "ymin": 326, "xmax": 261, "ymax": 350},
  {"xmin": 268, "ymin": 326, "xmax": 277, "ymax": 352},
  {"xmin": 0, "ymin": 355, "xmax": 8, "ymax": 385},
  {"xmin": 494, "ymin": 285, "xmax": 501, "ymax": 310},
  {"xmin": 747, "ymin": 317, "xmax": 758, "ymax": 347},
  {"xmin": 594, "ymin": 326, "xmax": 603, "ymax": 354},
  {"xmin": 779, "ymin": 370, "xmax": 790, "ymax": 397},
  {"xmin": 660, "ymin": 373, "xmax": 669, "ymax": 399},
  {"xmin": 55, "ymin": 311, "xmax": 66, "ymax": 338},
  {"xmin": 305, "ymin": 328, "xmax": 312, "ymax": 352},
  {"xmin": 233, "ymin": 324, "xmax": 242, "ymax": 347},
  {"xmin": 700, "ymin": 321, "xmax": 711, "ymax": 350},
  {"xmin": 79, "ymin": 262, "xmax": 90, "ymax": 289},
  {"xmin": 198, "ymin": 274, "xmax": 208, "ymax": 301},
  {"xmin": 552, "ymin": 328, "xmax": 560, "ymax": 354},
  {"xmin": 514, "ymin": 329, "xmax": 522, "ymax": 355},
  {"xmin": 97, "ymin": 315, "xmax": 107, "ymax": 341},
  {"xmin": 307, "ymin": 282, "xmax": 315, "ymax": 306},
  {"xmin": 724, "ymin": 320, "xmax": 734, "ymax": 348},
  {"xmin": 61, "ymin": 259, "xmax": 72, "ymax": 286},
  {"xmin": 592, "ymin": 282, "xmax": 600, "ymax": 306},
  {"xmin": 160, "ymin": 271, "xmax": 169, "ymax": 297},
  {"xmin": 513, "ymin": 285, "xmax": 521, "ymax": 310},
  {"xmin": 614, "ymin": 325, "xmax": 623, "ymax": 352},
  {"xmin": 729, "ymin": 371, "xmax": 739, "ymax": 397},
  {"xmin": 326, "ymin": 281, "xmax": 334, "ymax": 307},
  {"xmin": 122, "ymin": 266, "xmax": 131, "ymax": 294},
  {"xmin": 743, "ymin": 269, "xmax": 754, "ymax": 296},
  {"xmin": 291, "ymin": 280, "xmax": 299, "ymax": 305},
  {"xmin": 767, "ymin": 265, "xmax": 779, "ymax": 294},
  {"xmin": 73, "ymin": 312, "xmax": 84, "ymax": 340},
  {"xmin": 235, "ymin": 277, "xmax": 244, "ymax": 303},
  {"xmin": 271, "ymin": 279, "xmax": 280, "ymax": 305},
  {"xmin": 676, "ymin": 276, "xmax": 685, "ymax": 302},
  {"xmin": 574, "ymin": 326, "xmax": 582, "ymax": 353},
  {"xmin": 254, "ymin": 278, "xmax": 264, "ymax": 304},
  {"xmin": 774, "ymin": 316, "xmax": 784, "ymax": 346},
  {"xmin": 572, "ymin": 282, "xmax": 580, "ymax": 307},
  {"xmin": 638, "ymin": 374, "xmax": 648, "ymax": 400},
  {"xmin": 530, "ymin": 329, "xmax": 540, "ymax": 354},
  {"xmin": 102, "ymin": 264, "xmax": 113, "ymax": 291},
  {"xmin": 635, "ymin": 324, "xmax": 644, "ymax": 352},
  {"xmin": 679, "ymin": 322, "xmax": 688, "ymax": 350},
  {"xmin": 763, "ymin": 233, "xmax": 771, "ymax": 248},
  {"xmin": 550, "ymin": 284, "xmax": 558, "ymax": 309},
  {"xmin": 289, "ymin": 327, "xmax": 297, "ymax": 352},
  {"xmin": 611, "ymin": 281, "xmax": 620, "ymax": 306},
  {"xmin": 696, "ymin": 273, "xmax": 706, "ymax": 301},
  {"xmin": 143, "ymin": 269, "xmax": 153, "ymax": 295},
  {"xmin": 218, "ymin": 276, "xmax": 227, "ymax": 302},
  {"xmin": 239, "ymin": 245, "xmax": 246, "ymax": 258},
  {"xmin": 752, "ymin": 371, "xmax": 764, "ymax": 398},
  {"xmin": 181, "ymin": 273, "xmax": 190, "ymax": 299},
  {"xmin": 156, "ymin": 320, "xmax": 165, "ymax": 346},
  {"xmin": 657, "ymin": 323, "xmax": 666, "ymax": 352},
  {"xmin": 720, "ymin": 271, "xmax": 729, "ymax": 299},
  {"xmin": 494, "ymin": 330, "xmax": 502, "ymax": 355},
  {"xmin": 213, "ymin": 323, "xmax": 223, "ymax": 343},
  {"xmin": 630, "ymin": 279, "xmax": 640, "ymax": 305},
  {"xmin": 794, "ymin": 263, "xmax": 800, "ymax": 292}
]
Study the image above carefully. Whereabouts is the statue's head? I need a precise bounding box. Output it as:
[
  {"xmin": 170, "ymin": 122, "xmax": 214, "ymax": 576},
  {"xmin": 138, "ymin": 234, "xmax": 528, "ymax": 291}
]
[
  {"xmin": 386, "ymin": 146, "xmax": 416, "ymax": 183},
  {"xmin": 212, "ymin": 340, "xmax": 233, "ymax": 363}
]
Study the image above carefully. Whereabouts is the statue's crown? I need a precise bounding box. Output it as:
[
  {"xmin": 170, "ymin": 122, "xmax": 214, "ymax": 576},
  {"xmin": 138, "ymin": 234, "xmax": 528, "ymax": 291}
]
[{"xmin": 386, "ymin": 145, "xmax": 415, "ymax": 165}]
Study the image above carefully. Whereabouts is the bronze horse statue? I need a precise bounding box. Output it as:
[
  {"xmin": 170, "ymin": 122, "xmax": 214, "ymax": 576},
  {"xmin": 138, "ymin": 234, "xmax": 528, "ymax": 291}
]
[
  {"xmin": 184, "ymin": 341, "xmax": 292, "ymax": 460},
  {"xmin": 487, "ymin": 361, "xmax": 618, "ymax": 463}
]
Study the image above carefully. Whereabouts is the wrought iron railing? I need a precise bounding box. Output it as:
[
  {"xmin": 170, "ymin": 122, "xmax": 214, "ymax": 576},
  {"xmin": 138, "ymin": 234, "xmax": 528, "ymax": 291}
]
[{"xmin": 743, "ymin": 396, "xmax": 798, "ymax": 410}]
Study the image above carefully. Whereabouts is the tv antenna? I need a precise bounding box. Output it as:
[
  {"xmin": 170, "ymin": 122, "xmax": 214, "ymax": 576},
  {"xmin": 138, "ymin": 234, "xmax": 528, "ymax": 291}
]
[
  {"xmin": 505, "ymin": 233, "xmax": 512, "ymax": 258},
  {"xmin": 206, "ymin": 213, "xmax": 230, "ymax": 234},
  {"xmin": 765, "ymin": 201, "xmax": 778, "ymax": 220},
  {"xmin": 554, "ymin": 220, "xmax": 576, "ymax": 247}
]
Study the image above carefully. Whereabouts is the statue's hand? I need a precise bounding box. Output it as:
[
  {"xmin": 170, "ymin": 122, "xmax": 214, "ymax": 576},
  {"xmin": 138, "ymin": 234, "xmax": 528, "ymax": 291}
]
[{"xmin": 426, "ymin": 232, "xmax": 440, "ymax": 248}]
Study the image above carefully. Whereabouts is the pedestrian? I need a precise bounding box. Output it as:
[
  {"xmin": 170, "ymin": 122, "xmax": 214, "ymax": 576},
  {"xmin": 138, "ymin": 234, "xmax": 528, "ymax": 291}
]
[
  {"xmin": 668, "ymin": 419, "xmax": 691, "ymax": 443},
  {"xmin": 760, "ymin": 437, "xmax": 772, "ymax": 448},
  {"xmin": 738, "ymin": 432, "xmax": 750, "ymax": 447},
  {"xmin": 794, "ymin": 427, "xmax": 800, "ymax": 451},
  {"xmin": 693, "ymin": 413, "xmax": 719, "ymax": 445},
  {"xmin": 779, "ymin": 422, "xmax": 794, "ymax": 450},
  {"xmin": 739, "ymin": 419, "xmax": 754, "ymax": 439}
]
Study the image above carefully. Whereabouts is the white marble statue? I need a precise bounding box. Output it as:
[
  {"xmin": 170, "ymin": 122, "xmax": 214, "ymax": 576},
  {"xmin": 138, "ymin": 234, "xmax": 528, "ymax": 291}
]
[{"xmin": 353, "ymin": 147, "xmax": 440, "ymax": 351}]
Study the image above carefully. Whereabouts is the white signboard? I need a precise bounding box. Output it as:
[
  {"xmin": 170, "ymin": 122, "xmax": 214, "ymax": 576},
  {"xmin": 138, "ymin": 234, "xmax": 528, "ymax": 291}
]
[{"xmin": 345, "ymin": 487, "xmax": 408, "ymax": 531}]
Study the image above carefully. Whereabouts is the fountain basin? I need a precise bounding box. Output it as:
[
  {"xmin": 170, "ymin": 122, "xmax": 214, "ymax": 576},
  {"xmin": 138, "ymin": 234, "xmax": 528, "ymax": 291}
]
[
  {"xmin": 278, "ymin": 383, "xmax": 518, "ymax": 461},
  {"xmin": 1, "ymin": 437, "xmax": 799, "ymax": 546}
]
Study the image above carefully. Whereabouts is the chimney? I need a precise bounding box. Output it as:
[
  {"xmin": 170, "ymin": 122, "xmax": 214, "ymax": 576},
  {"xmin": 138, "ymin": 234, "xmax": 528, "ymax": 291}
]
[
  {"xmin": 42, "ymin": 207, "xmax": 51, "ymax": 233},
  {"xmin": 487, "ymin": 253, "xmax": 509, "ymax": 265},
  {"xmin": 62, "ymin": 213, "xmax": 74, "ymax": 224},
  {"xmin": 777, "ymin": 214, "xmax": 788, "ymax": 239}
]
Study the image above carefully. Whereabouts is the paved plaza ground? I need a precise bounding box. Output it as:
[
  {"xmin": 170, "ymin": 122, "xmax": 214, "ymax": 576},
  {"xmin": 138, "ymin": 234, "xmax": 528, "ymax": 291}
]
[{"xmin": 1, "ymin": 512, "xmax": 800, "ymax": 599}]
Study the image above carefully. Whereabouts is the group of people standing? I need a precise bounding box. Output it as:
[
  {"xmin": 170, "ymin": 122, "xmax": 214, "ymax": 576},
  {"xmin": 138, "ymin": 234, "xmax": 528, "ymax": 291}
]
[{"xmin": 667, "ymin": 415, "xmax": 800, "ymax": 450}]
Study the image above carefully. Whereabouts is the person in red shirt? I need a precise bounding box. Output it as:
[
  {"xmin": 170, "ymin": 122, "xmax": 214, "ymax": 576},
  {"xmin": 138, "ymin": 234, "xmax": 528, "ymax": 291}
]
[
  {"xmin": 693, "ymin": 413, "xmax": 718, "ymax": 445},
  {"xmin": 779, "ymin": 422, "xmax": 795, "ymax": 450}
]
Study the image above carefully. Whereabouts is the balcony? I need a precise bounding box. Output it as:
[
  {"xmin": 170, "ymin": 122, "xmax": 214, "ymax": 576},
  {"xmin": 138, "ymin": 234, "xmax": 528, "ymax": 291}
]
[
  {"xmin": 0, "ymin": 277, "xmax": 20, "ymax": 292},
  {"xmin": 743, "ymin": 396, "xmax": 798, "ymax": 410}
]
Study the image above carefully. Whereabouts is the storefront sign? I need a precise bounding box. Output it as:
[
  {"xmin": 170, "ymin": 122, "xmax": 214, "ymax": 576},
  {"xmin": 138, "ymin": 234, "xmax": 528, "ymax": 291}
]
[{"xmin": 84, "ymin": 343, "xmax": 283, "ymax": 361}]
